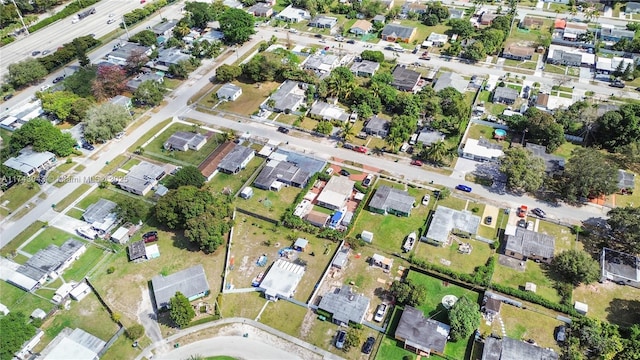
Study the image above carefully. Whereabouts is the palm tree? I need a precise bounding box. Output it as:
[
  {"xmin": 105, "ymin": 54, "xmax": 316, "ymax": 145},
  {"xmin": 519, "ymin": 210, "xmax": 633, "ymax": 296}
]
[
  {"xmin": 174, "ymin": 24, "xmax": 190, "ymax": 38},
  {"xmin": 424, "ymin": 140, "xmax": 453, "ymax": 166},
  {"xmin": 342, "ymin": 122, "xmax": 355, "ymax": 142}
]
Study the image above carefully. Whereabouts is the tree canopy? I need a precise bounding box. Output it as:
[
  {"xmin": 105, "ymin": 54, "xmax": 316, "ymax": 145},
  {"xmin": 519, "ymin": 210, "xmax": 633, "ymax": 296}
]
[
  {"xmin": 115, "ymin": 197, "xmax": 149, "ymax": 224},
  {"xmin": 360, "ymin": 50, "xmax": 385, "ymax": 63},
  {"xmin": 133, "ymin": 80, "xmax": 167, "ymax": 106},
  {"xmin": 594, "ymin": 104, "xmax": 640, "ymax": 151},
  {"xmin": 215, "ymin": 64, "xmax": 242, "ymax": 83},
  {"xmin": 499, "ymin": 147, "xmax": 546, "ymax": 193},
  {"xmin": 551, "ymin": 249, "xmax": 600, "ymax": 286},
  {"xmin": 5, "ymin": 58, "xmax": 48, "ymax": 88},
  {"xmin": 507, "ymin": 108, "xmax": 565, "ymax": 152},
  {"xmin": 559, "ymin": 147, "xmax": 618, "ymax": 203},
  {"xmin": 563, "ymin": 317, "xmax": 623, "ymax": 360},
  {"xmin": 10, "ymin": 118, "xmax": 77, "ymax": 157},
  {"xmin": 606, "ymin": 206, "xmax": 640, "ymax": 255},
  {"xmin": 448, "ymin": 295, "xmax": 481, "ymax": 341},
  {"xmin": 169, "ymin": 291, "xmax": 196, "ymax": 328},
  {"xmin": 92, "ymin": 65, "xmax": 127, "ymax": 100},
  {"xmin": 166, "ymin": 165, "xmax": 206, "ymax": 189},
  {"xmin": 63, "ymin": 66, "xmax": 97, "ymax": 98},
  {"xmin": 389, "ymin": 279, "xmax": 427, "ymax": 307},
  {"xmin": 155, "ymin": 186, "xmax": 233, "ymax": 253},
  {"xmin": 83, "ymin": 103, "xmax": 131, "ymax": 143},
  {"xmin": 0, "ymin": 312, "xmax": 36, "ymax": 360},
  {"xmin": 38, "ymin": 91, "xmax": 92, "ymax": 124},
  {"xmin": 219, "ymin": 8, "xmax": 255, "ymax": 45},
  {"xmin": 129, "ymin": 29, "xmax": 158, "ymax": 47}
]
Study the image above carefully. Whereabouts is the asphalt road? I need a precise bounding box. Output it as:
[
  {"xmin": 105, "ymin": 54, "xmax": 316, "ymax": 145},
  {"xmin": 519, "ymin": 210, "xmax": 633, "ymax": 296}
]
[{"xmin": 154, "ymin": 336, "xmax": 304, "ymax": 360}]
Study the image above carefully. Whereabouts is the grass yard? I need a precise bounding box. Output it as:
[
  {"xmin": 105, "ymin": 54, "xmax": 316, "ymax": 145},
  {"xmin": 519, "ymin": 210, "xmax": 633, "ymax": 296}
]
[
  {"xmin": 76, "ymin": 187, "xmax": 148, "ymax": 211},
  {"xmin": 101, "ymin": 333, "xmax": 151, "ymax": 360},
  {"xmin": 127, "ymin": 118, "xmax": 173, "ymax": 153},
  {"xmin": 503, "ymin": 59, "xmax": 538, "ymax": 71},
  {"xmin": 143, "ymin": 123, "xmax": 225, "ymax": 167},
  {"xmin": 0, "ymin": 280, "xmax": 55, "ymax": 315},
  {"xmin": 217, "ymin": 81, "xmax": 281, "ymax": 116},
  {"xmin": 1, "ymin": 220, "xmax": 46, "ymax": 257},
  {"xmin": 258, "ymin": 300, "xmax": 307, "ymax": 337},
  {"xmin": 64, "ymin": 245, "xmax": 109, "ymax": 282},
  {"xmin": 0, "ymin": 181, "xmax": 41, "ymax": 212},
  {"xmin": 91, "ymin": 226, "xmax": 226, "ymax": 328},
  {"xmin": 543, "ymin": 64, "xmax": 567, "ymax": 75},
  {"xmin": 53, "ymin": 183, "xmax": 91, "ymax": 211},
  {"xmin": 552, "ymin": 141, "xmax": 581, "ymax": 159},
  {"xmin": 435, "ymin": 194, "xmax": 467, "ymax": 211},
  {"xmin": 21, "ymin": 227, "xmax": 84, "ymax": 255},
  {"xmin": 491, "ymin": 259, "xmax": 561, "ymax": 303},
  {"xmin": 275, "ymin": 113, "xmax": 300, "ymax": 126},
  {"xmin": 573, "ymin": 282, "xmax": 640, "ymax": 327},
  {"xmin": 236, "ymin": 185, "xmax": 302, "ymax": 221},
  {"xmin": 220, "ymin": 291, "xmax": 266, "ymax": 320},
  {"xmin": 398, "ymin": 22, "xmax": 450, "ymax": 48},
  {"xmin": 536, "ymin": 221, "xmax": 579, "ymax": 254},
  {"xmin": 466, "ymin": 124, "xmax": 508, "ymax": 145},
  {"xmin": 414, "ymin": 239, "xmax": 493, "ymax": 275},
  {"xmin": 208, "ymin": 156, "xmax": 264, "ymax": 195},
  {"xmin": 34, "ymin": 292, "xmax": 119, "ymax": 353},
  {"xmin": 121, "ymin": 158, "xmax": 141, "ymax": 170}
]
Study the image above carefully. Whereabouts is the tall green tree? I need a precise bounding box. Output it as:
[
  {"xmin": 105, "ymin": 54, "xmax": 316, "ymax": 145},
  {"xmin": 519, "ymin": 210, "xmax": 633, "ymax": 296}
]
[
  {"xmin": 594, "ymin": 104, "xmax": 640, "ymax": 151},
  {"xmin": 551, "ymin": 250, "xmax": 600, "ymax": 286},
  {"xmin": 133, "ymin": 80, "xmax": 167, "ymax": 106},
  {"xmin": 560, "ymin": 148, "xmax": 618, "ymax": 203},
  {"xmin": 5, "ymin": 58, "xmax": 48, "ymax": 88},
  {"xmin": 606, "ymin": 207, "xmax": 640, "ymax": 255},
  {"xmin": 10, "ymin": 118, "xmax": 76, "ymax": 156},
  {"xmin": 115, "ymin": 197, "xmax": 149, "ymax": 223},
  {"xmin": 499, "ymin": 147, "xmax": 546, "ymax": 193},
  {"xmin": 169, "ymin": 292, "xmax": 196, "ymax": 328},
  {"xmin": 448, "ymin": 296, "xmax": 481, "ymax": 341},
  {"xmin": 64, "ymin": 66, "xmax": 97, "ymax": 98},
  {"xmin": 0, "ymin": 312, "xmax": 36, "ymax": 360},
  {"xmin": 423, "ymin": 140, "xmax": 455, "ymax": 166},
  {"xmin": 83, "ymin": 103, "xmax": 131, "ymax": 143},
  {"xmin": 166, "ymin": 165, "xmax": 206, "ymax": 189},
  {"xmin": 129, "ymin": 29, "xmax": 158, "ymax": 47},
  {"xmin": 219, "ymin": 8, "xmax": 255, "ymax": 45},
  {"xmin": 564, "ymin": 317, "xmax": 623, "ymax": 360},
  {"xmin": 215, "ymin": 64, "xmax": 242, "ymax": 83},
  {"xmin": 38, "ymin": 91, "xmax": 91, "ymax": 123}
]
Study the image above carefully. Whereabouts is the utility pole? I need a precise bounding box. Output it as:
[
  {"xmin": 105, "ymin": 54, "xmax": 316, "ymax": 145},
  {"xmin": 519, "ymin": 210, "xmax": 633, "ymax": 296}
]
[
  {"xmin": 11, "ymin": 0, "xmax": 29, "ymax": 36},
  {"xmin": 122, "ymin": 15, "xmax": 131, "ymax": 40}
]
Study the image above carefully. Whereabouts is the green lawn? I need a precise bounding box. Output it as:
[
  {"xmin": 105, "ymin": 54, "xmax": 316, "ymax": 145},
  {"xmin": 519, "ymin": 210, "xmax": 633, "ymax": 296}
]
[
  {"xmin": 536, "ymin": 221, "xmax": 578, "ymax": 254},
  {"xmin": 258, "ymin": 300, "xmax": 307, "ymax": 338},
  {"xmin": 76, "ymin": 187, "xmax": 151, "ymax": 211},
  {"xmin": 0, "ymin": 182, "xmax": 41, "ymax": 212},
  {"xmin": 552, "ymin": 141, "xmax": 581, "ymax": 159},
  {"xmin": 236, "ymin": 185, "xmax": 302, "ymax": 221},
  {"xmin": 491, "ymin": 259, "xmax": 561, "ymax": 303},
  {"xmin": 100, "ymin": 334, "xmax": 151, "ymax": 360},
  {"xmin": 21, "ymin": 227, "xmax": 84, "ymax": 255},
  {"xmin": 53, "ymin": 184, "xmax": 92, "ymax": 211},
  {"xmin": 63, "ymin": 245, "xmax": 109, "ymax": 282},
  {"xmin": 414, "ymin": 238, "xmax": 493, "ymax": 275},
  {"xmin": 573, "ymin": 282, "xmax": 640, "ymax": 327},
  {"xmin": 215, "ymin": 81, "xmax": 281, "ymax": 116},
  {"xmin": 544, "ymin": 64, "xmax": 566, "ymax": 75},
  {"xmin": 143, "ymin": 123, "xmax": 225, "ymax": 167},
  {"xmin": 0, "ymin": 280, "xmax": 55, "ymax": 316},
  {"xmin": 208, "ymin": 156, "xmax": 264, "ymax": 195},
  {"xmin": 1, "ymin": 221, "xmax": 46, "ymax": 257},
  {"xmin": 127, "ymin": 118, "xmax": 173, "ymax": 153},
  {"xmin": 121, "ymin": 158, "xmax": 141, "ymax": 171}
]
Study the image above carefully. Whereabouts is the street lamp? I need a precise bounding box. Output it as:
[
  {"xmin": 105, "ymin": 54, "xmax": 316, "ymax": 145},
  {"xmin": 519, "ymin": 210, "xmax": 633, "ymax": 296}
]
[{"xmin": 521, "ymin": 128, "xmax": 528, "ymax": 146}]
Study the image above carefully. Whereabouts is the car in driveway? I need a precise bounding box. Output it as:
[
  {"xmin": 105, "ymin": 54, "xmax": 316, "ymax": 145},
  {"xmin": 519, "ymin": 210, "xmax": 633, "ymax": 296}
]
[
  {"xmin": 374, "ymin": 303, "xmax": 387, "ymax": 322},
  {"xmin": 526, "ymin": 221, "xmax": 534, "ymax": 231},
  {"xmin": 531, "ymin": 208, "xmax": 546, "ymax": 218},
  {"xmin": 362, "ymin": 336, "xmax": 375, "ymax": 354},
  {"xmin": 362, "ymin": 174, "xmax": 373, "ymax": 187},
  {"xmin": 339, "ymin": 169, "xmax": 350, "ymax": 176},
  {"xmin": 517, "ymin": 219, "xmax": 526, "ymax": 228},
  {"xmin": 517, "ymin": 205, "xmax": 528, "ymax": 218},
  {"xmin": 335, "ymin": 330, "xmax": 346, "ymax": 349},
  {"xmin": 455, "ymin": 184, "xmax": 472, "ymax": 192},
  {"xmin": 82, "ymin": 142, "xmax": 95, "ymax": 151},
  {"xmin": 485, "ymin": 216, "xmax": 492, "ymax": 225},
  {"xmin": 422, "ymin": 194, "xmax": 430, "ymax": 206}
]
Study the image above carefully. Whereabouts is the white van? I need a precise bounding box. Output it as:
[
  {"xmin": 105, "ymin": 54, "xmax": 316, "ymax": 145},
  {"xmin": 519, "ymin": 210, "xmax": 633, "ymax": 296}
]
[{"xmin": 325, "ymin": 168, "xmax": 334, "ymax": 176}]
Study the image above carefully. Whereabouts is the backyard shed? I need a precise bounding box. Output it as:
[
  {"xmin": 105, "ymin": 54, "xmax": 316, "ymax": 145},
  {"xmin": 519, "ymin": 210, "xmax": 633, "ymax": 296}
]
[
  {"xmin": 240, "ymin": 187, "xmax": 254, "ymax": 199},
  {"xmin": 128, "ymin": 240, "xmax": 146, "ymax": 261},
  {"xmin": 0, "ymin": 303, "xmax": 8, "ymax": 315},
  {"xmin": 293, "ymin": 238, "xmax": 309, "ymax": 252},
  {"xmin": 361, "ymin": 230, "xmax": 374, "ymax": 243},
  {"xmin": 371, "ymin": 253, "xmax": 393, "ymax": 270},
  {"xmin": 574, "ymin": 301, "xmax": 588, "ymax": 315},
  {"xmin": 332, "ymin": 248, "xmax": 348, "ymax": 269},
  {"xmin": 69, "ymin": 282, "xmax": 92, "ymax": 301},
  {"xmin": 146, "ymin": 244, "xmax": 160, "ymax": 259},
  {"xmin": 31, "ymin": 308, "xmax": 46, "ymax": 320},
  {"xmin": 525, "ymin": 282, "xmax": 537, "ymax": 293},
  {"xmin": 110, "ymin": 227, "xmax": 130, "ymax": 244}
]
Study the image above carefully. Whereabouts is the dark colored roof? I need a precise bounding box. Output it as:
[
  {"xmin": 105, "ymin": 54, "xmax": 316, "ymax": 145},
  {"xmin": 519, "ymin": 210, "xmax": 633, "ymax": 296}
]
[
  {"xmin": 395, "ymin": 306, "xmax": 450, "ymax": 354},
  {"xmin": 83, "ymin": 199, "xmax": 117, "ymax": 224},
  {"xmin": 364, "ymin": 116, "xmax": 389, "ymax": 134},
  {"xmin": 391, "ymin": 66, "xmax": 421, "ymax": 90},
  {"xmin": 483, "ymin": 336, "xmax": 559, "ymax": 360},
  {"xmin": 627, "ymin": 2, "xmax": 640, "ymax": 12},
  {"xmin": 551, "ymin": 49, "xmax": 582, "ymax": 63},
  {"xmin": 318, "ymin": 286, "xmax": 370, "ymax": 324},
  {"xmin": 617, "ymin": 169, "xmax": 635, "ymax": 190},
  {"xmin": 128, "ymin": 240, "xmax": 146, "ymax": 261},
  {"xmin": 536, "ymin": 93, "xmax": 549, "ymax": 107},
  {"xmin": 151, "ymin": 265, "xmax": 209, "ymax": 309},
  {"xmin": 526, "ymin": 143, "xmax": 565, "ymax": 173},
  {"xmin": 164, "ymin": 131, "xmax": 206, "ymax": 150},
  {"xmin": 218, "ymin": 145, "xmax": 254, "ymax": 172},
  {"xmin": 381, "ymin": 24, "xmax": 416, "ymax": 39},
  {"xmin": 199, "ymin": 141, "xmax": 236, "ymax": 179},
  {"xmin": 17, "ymin": 239, "xmax": 85, "ymax": 281},
  {"xmin": 494, "ymin": 86, "xmax": 519, "ymax": 101},
  {"xmin": 254, "ymin": 160, "xmax": 309, "ymax": 188},
  {"xmin": 369, "ymin": 185, "xmax": 415, "ymax": 215},
  {"xmin": 484, "ymin": 297, "xmax": 502, "ymax": 313},
  {"xmin": 505, "ymin": 228, "xmax": 555, "ymax": 259},
  {"xmin": 602, "ymin": 247, "xmax": 639, "ymax": 282}
]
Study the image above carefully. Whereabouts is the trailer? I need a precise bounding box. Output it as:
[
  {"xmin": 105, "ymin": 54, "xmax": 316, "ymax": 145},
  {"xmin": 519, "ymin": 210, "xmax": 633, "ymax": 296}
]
[{"xmin": 78, "ymin": 7, "xmax": 96, "ymax": 20}]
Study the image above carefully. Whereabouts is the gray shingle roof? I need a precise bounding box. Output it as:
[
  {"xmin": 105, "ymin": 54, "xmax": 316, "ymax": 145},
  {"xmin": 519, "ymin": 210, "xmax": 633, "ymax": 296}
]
[
  {"xmin": 364, "ymin": 116, "xmax": 389, "ymax": 135},
  {"xmin": 482, "ymin": 336, "xmax": 559, "ymax": 360},
  {"xmin": 82, "ymin": 199, "xmax": 118, "ymax": 224},
  {"xmin": 217, "ymin": 83, "xmax": 242, "ymax": 100},
  {"xmin": 381, "ymin": 24, "xmax": 415, "ymax": 39},
  {"xmin": 164, "ymin": 131, "xmax": 206, "ymax": 150},
  {"xmin": 269, "ymin": 80, "xmax": 305, "ymax": 112},
  {"xmin": 17, "ymin": 239, "xmax": 85, "ymax": 281},
  {"xmin": 526, "ymin": 143, "xmax": 565, "ymax": 174},
  {"xmin": 350, "ymin": 60, "xmax": 380, "ymax": 76},
  {"xmin": 391, "ymin": 66, "xmax": 421, "ymax": 91},
  {"xmin": 433, "ymin": 72, "xmax": 467, "ymax": 93},
  {"xmin": 505, "ymin": 228, "xmax": 555, "ymax": 259},
  {"xmin": 254, "ymin": 160, "xmax": 309, "ymax": 189},
  {"xmin": 493, "ymin": 86, "xmax": 519, "ymax": 102},
  {"xmin": 395, "ymin": 306, "xmax": 450, "ymax": 354},
  {"xmin": 218, "ymin": 145, "xmax": 254, "ymax": 173},
  {"xmin": 151, "ymin": 265, "xmax": 209, "ymax": 309},
  {"xmin": 318, "ymin": 285, "xmax": 370, "ymax": 324},
  {"xmin": 617, "ymin": 169, "xmax": 635, "ymax": 190},
  {"xmin": 128, "ymin": 240, "xmax": 146, "ymax": 261},
  {"xmin": 425, "ymin": 206, "xmax": 481, "ymax": 243},
  {"xmin": 369, "ymin": 185, "xmax": 414, "ymax": 215}
]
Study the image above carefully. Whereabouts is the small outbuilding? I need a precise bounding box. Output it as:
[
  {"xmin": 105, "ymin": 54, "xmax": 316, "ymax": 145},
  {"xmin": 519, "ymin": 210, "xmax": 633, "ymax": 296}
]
[
  {"xmin": 69, "ymin": 282, "xmax": 92, "ymax": 302},
  {"xmin": 371, "ymin": 253, "xmax": 393, "ymax": 270},
  {"xmin": 240, "ymin": 187, "xmax": 254, "ymax": 199},
  {"xmin": 293, "ymin": 238, "xmax": 309, "ymax": 252},
  {"xmin": 128, "ymin": 240, "xmax": 147, "ymax": 261},
  {"xmin": 217, "ymin": 83, "xmax": 243, "ymax": 101},
  {"xmin": 31, "ymin": 308, "xmax": 46, "ymax": 320},
  {"xmin": 146, "ymin": 244, "xmax": 160, "ymax": 259},
  {"xmin": 110, "ymin": 227, "xmax": 130, "ymax": 244},
  {"xmin": 574, "ymin": 301, "xmax": 588, "ymax": 315},
  {"xmin": 361, "ymin": 230, "xmax": 374, "ymax": 243}
]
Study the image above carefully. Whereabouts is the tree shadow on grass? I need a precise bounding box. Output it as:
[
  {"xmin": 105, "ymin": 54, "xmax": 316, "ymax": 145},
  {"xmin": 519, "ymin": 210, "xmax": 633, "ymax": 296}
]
[{"xmin": 605, "ymin": 298, "xmax": 640, "ymax": 327}]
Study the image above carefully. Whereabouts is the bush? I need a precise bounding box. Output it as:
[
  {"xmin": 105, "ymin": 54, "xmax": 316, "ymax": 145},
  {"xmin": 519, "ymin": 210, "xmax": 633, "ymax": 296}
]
[
  {"xmin": 106, "ymin": 266, "xmax": 115, "ymax": 274},
  {"xmin": 125, "ymin": 324, "xmax": 145, "ymax": 340},
  {"xmin": 28, "ymin": 0, "xmax": 100, "ymax": 33}
]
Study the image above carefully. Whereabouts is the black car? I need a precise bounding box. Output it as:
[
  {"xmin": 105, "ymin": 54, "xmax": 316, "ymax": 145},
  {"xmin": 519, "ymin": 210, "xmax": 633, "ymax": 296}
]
[
  {"xmin": 3, "ymin": 94, "xmax": 13, "ymax": 101},
  {"xmin": 346, "ymin": 39, "xmax": 355, "ymax": 44},
  {"xmin": 314, "ymin": 34, "xmax": 323, "ymax": 38},
  {"xmin": 277, "ymin": 126, "xmax": 289, "ymax": 134},
  {"xmin": 362, "ymin": 336, "xmax": 375, "ymax": 354},
  {"xmin": 31, "ymin": 50, "xmax": 41, "ymax": 56},
  {"xmin": 53, "ymin": 76, "xmax": 65, "ymax": 83},
  {"xmin": 82, "ymin": 142, "xmax": 95, "ymax": 151},
  {"xmin": 531, "ymin": 208, "xmax": 546, "ymax": 218},
  {"xmin": 36, "ymin": 170, "xmax": 47, "ymax": 185},
  {"xmin": 485, "ymin": 216, "xmax": 492, "ymax": 225},
  {"xmin": 339, "ymin": 169, "xmax": 350, "ymax": 176}
]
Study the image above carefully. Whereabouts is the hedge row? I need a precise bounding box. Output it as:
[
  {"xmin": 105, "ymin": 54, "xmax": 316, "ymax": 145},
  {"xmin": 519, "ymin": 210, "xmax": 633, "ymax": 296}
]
[
  {"xmin": 490, "ymin": 283, "xmax": 581, "ymax": 317},
  {"xmin": 409, "ymin": 255, "xmax": 496, "ymax": 287},
  {"xmin": 121, "ymin": 0, "xmax": 177, "ymax": 27},
  {"xmin": 28, "ymin": 0, "xmax": 101, "ymax": 33},
  {"xmin": 37, "ymin": 35, "xmax": 101, "ymax": 73}
]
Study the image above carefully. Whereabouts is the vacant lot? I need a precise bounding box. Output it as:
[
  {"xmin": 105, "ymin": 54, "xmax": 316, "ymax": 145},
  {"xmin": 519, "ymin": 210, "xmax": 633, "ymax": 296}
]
[
  {"xmin": 216, "ymin": 81, "xmax": 281, "ymax": 116},
  {"xmin": 537, "ymin": 221, "xmax": 580, "ymax": 254},
  {"xmin": 143, "ymin": 123, "xmax": 225, "ymax": 167},
  {"xmin": 0, "ymin": 280, "xmax": 55, "ymax": 316},
  {"xmin": 76, "ymin": 187, "xmax": 150, "ymax": 212},
  {"xmin": 414, "ymin": 239, "xmax": 493, "ymax": 275},
  {"xmin": 64, "ymin": 245, "xmax": 109, "ymax": 282},
  {"xmin": 0, "ymin": 181, "xmax": 41, "ymax": 213},
  {"xmin": 236, "ymin": 185, "xmax": 302, "ymax": 221},
  {"xmin": 573, "ymin": 282, "xmax": 640, "ymax": 327},
  {"xmin": 21, "ymin": 227, "xmax": 84, "ymax": 255},
  {"xmin": 492, "ymin": 259, "xmax": 561, "ymax": 303},
  {"xmin": 208, "ymin": 156, "xmax": 264, "ymax": 195}
]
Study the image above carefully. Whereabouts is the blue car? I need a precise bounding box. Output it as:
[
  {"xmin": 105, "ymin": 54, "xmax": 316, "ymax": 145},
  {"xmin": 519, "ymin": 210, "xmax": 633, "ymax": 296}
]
[
  {"xmin": 336, "ymin": 330, "xmax": 346, "ymax": 349},
  {"xmin": 455, "ymin": 184, "xmax": 472, "ymax": 192}
]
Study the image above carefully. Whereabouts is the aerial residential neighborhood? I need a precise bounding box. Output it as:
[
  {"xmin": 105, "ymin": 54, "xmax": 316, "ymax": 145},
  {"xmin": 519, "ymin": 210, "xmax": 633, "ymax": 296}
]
[{"xmin": 0, "ymin": 0, "xmax": 639, "ymax": 359}]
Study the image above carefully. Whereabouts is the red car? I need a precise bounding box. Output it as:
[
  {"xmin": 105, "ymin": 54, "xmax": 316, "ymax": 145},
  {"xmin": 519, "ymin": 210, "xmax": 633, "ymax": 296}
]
[
  {"xmin": 517, "ymin": 205, "xmax": 528, "ymax": 218},
  {"xmin": 411, "ymin": 159, "xmax": 423, "ymax": 166},
  {"xmin": 354, "ymin": 146, "xmax": 367, "ymax": 153}
]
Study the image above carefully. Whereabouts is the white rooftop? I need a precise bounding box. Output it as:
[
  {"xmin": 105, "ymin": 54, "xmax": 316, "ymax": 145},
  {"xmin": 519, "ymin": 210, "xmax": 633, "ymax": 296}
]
[
  {"xmin": 259, "ymin": 259, "xmax": 305, "ymax": 299},
  {"xmin": 463, "ymin": 138, "xmax": 504, "ymax": 159}
]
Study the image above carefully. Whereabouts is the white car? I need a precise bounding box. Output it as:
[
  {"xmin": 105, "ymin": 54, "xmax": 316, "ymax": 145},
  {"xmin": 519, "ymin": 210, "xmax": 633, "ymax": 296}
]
[
  {"xmin": 289, "ymin": 29, "xmax": 297, "ymax": 33},
  {"xmin": 40, "ymin": 84, "xmax": 51, "ymax": 91},
  {"xmin": 422, "ymin": 195, "xmax": 430, "ymax": 206},
  {"xmin": 526, "ymin": 221, "xmax": 535, "ymax": 231},
  {"xmin": 374, "ymin": 303, "xmax": 387, "ymax": 322}
]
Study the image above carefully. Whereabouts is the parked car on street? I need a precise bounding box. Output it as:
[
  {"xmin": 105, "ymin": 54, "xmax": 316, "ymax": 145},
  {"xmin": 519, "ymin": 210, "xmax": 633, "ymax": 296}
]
[
  {"xmin": 410, "ymin": 159, "xmax": 423, "ymax": 166},
  {"xmin": 354, "ymin": 146, "xmax": 367, "ymax": 153},
  {"xmin": 277, "ymin": 126, "xmax": 289, "ymax": 134},
  {"xmin": 531, "ymin": 208, "xmax": 546, "ymax": 218},
  {"xmin": 455, "ymin": 184, "xmax": 472, "ymax": 192}
]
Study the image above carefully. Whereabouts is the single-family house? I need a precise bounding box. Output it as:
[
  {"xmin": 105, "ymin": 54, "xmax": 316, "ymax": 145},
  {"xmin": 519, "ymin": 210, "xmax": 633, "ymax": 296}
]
[
  {"xmin": 350, "ymin": 19, "xmax": 373, "ymax": 35},
  {"xmin": 126, "ymin": 72, "xmax": 164, "ymax": 92},
  {"xmin": 520, "ymin": 16, "xmax": 544, "ymax": 30},
  {"xmin": 309, "ymin": 15, "xmax": 337, "ymax": 28},
  {"xmin": 3, "ymin": 147, "xmax": 56, "ymax": 176},
  {"xmin": 149, "ymin": 48, "xmax": 191, "ymax": 71},
  {"xmin": 502, "ymin": 45, "xmax": 535, "ymax": 61},
  {"xmin": 309, "ymin": 101, "xmax": 349, "ymax": 122},
  {"xmin": 525, "ymin": 143, "xmax": 565, "ymax": 175},
  {"xmin": 151, "ymin": 19, "xmax": 178, "ymax": 37},
  {"xmin": 350, "ymin": 60, "xmax": 380, "ymax": 77},
  {"xmin": 433, "ymin": 71, "xmax": 468, "ymax": 93},
  {"xmin": 198, "ymin": 29, "xmax": 224, "ymax": 43},
  {"xmin": 547, "ymin": 45, "xmax": 595, "ymax": 67},
  {"xmin": 363, "ymin": 116, "xmax": 390, "ymax": 137},
  {"xmin": 306, "ymin": 210, "xmax": 330, "ymax": 227},
  {"xmin": 617, "ymin": 169, "xmax": 635, "ymax": 194},
  {"xmin": 381, "ymin": 0, "xmax": 395, "ymax": 9},
  {"xmin": 543, "ymin": 0, "xmax": 569, "ymax": 3},
  {"xmin": 118, "ymin": 161, "xmax": 165, "ymax": 196},
  {"xmin": 216, "ymin": 83, "xmax": 243, "ymax": 101},
  {"xmin": 198, "ymin": 141, "xmax": 235, "ymax": 181},
  {"xmin": 41, "ymin": 328, "xmax": 106, "ymax": 360},
  {"xmin": 480, "ymin": 13, "xmax": 498, "ymax": 26},
  {"xmin": 82, "ymin": 198, "xmax": 118, "ymax": 233},
  {"xmin": 276, "ymin": 5, "xmax": 310, "ymax": 23},
  {"xmin": 7, "ymin": 239, "xmax": 86, "ymax": 291},
  {"xmin": 107, "ymin": 43, "xmax": 152, "ymax": 66},
  {"xmin": 391, "ymin": 66, "xmax": 421, "ymax": 92},
  {"xmin": 265, "ymin": 80, "xmax": 307, "ymax": 113},
  {"xmin": 368, "ymin": 185, "xmax": 415, "ymax": 217},
  {"xmin": 417, "ymin": 129, "xmax": 445, "ymax": 146},
  {"xmin": 151, "ymin": 265, "xmax": 210, "ymax": 309},
  {"xmin": 109, "ymin": 95, "xmax": 132, "ymax": 109},
  {"xmin": 601, "ymin": 248, "xmax": 640, "ymax": 288},
  {"xmin": 482, "ymin": 336, "xmax": 559, "ymax": 360},
  {"xmin": 316, "ymin": 176, "xmax": 354, "ymax": 210},
  {"xmin": 627, "ymin": 2, "xmax": 640, "ymax": 14},
  {"xmin": 562, "ymin": 21, "xmax": 588, "ymax": 41},
  {"xmin": 600, "ymin": 25, "xmax": 635, "ymax": 42},
  {"xmin": 217, "ymin": 145, "xmax": 255, "ymax": 174},
  {"xmin": 493, "ymin": 86, "xmax": 519, "ymax": 105},
  {"xmin": 395, "ymin": 306, "xmax": 450, "ymax": 356},
  {"xmin": 258, "ymin": 259, "xmax": 305, "ymax": 301},
  {"xmin": 164, "ymin": 131, "xmax": 207, "ymax": 151},
  {"xmin": 303, "ymin": 54, "xmax": 339, "ymax": 74},
  {"xmin": 247, "ymin": 3, "xmax": 273, "ymax": 18},
  {"xmin": 596, "ymin": 56, "xmax": 634, "ymax": 74},
  {"xmin": 427, "ymin": 33, "xmax": 449, "ymax": 47},
  {"xmin": 110, "ymin": 226, "xmax": 130, "ymax": 244},
  {"xmin": 422, "ymin": 206, "xmax": 481, "ymax": 246},
  {"xmin": 402, "ymin": 2, "xmax": 427, "ymax": 14},
  {"xmin": 461, "ymin": 138, "xmax": 504, "ymax": 162},
  {"xmin": 254, "ymin": 160, "xmax": 309, "ymax": 190},
  {"xmin": 373, "ymin": 15, "xmax": 386, "ymax": 24},
  {"xmin": 381, "ymin": 24, "xmax": 417, "ymax": 43},
  {"xmin": 535, "ymin": 93, "xmax": 550, "ymax": 109},
  {"xmin": 318, "ymin": 286, "xmax": 370, "ymax": 325},
  {"xmin": 449, "ymin": 9, "xmax": 464, "ymax": 19},
  {"xmin": 505, "ymin": 227, "xmax": 556, "ymax": 263}
]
